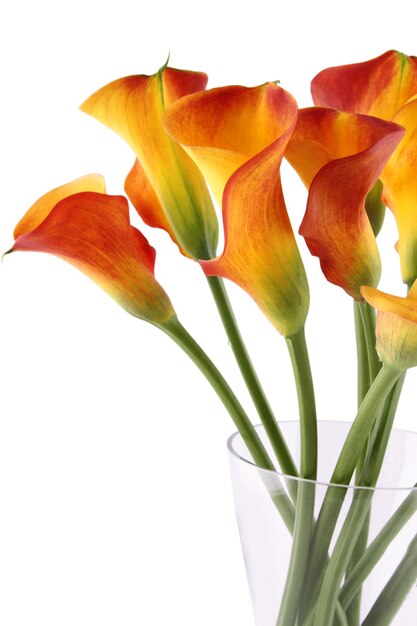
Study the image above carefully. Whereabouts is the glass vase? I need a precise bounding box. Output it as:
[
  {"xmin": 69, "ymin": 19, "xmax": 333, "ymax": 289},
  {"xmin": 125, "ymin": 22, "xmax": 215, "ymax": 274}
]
[{"xmin": 227, "ymin": 421, "xmax": 417, "ymax": 626}]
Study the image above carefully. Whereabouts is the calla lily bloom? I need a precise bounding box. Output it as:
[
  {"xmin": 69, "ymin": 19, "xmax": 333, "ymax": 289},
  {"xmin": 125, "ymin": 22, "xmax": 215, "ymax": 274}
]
[
  {"xmin": 379, "ymin": 96, "xmax": 417, "ymax": 287},
  {"xmin": 9, "ymin": 177, "xmax": 176, "ymax": 325},
  {"xmin": 164, "ymin": 83, "xmax": 309, "ymax": 337},
  {"xmin": 80, "ymin": 64, "xmax": 218, "ymax": 260},
  {"xmin": 361, "ymin": 282, "xmax": 417, "ymax": 370},
  {"xmin": 311, "ymin": 51, "xmax": 417, "ymax": 287},
  {"xmin": 285, "ymin": 108, "xmax": 404, "ymax": 299},
  {"xmin": 311, "ymin": 50, "xmax": 417, "ymax": 121}
]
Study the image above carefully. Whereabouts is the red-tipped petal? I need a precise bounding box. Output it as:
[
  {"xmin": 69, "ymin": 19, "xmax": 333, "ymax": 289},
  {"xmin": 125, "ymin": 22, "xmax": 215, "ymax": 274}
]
[
  {"xmin": 286, "ymin": 108, "xmax": 404, "ymax": 298},
  {"xmin": 12, "ymin": 192, "xmax": 175, "ymax": 324},
  {"xmin": 312, "ymin": 50, "xmax": 417, "ymax": 120}
]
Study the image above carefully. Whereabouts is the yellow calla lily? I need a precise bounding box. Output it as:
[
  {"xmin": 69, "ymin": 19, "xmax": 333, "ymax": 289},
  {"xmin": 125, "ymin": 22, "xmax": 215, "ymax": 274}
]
[
  {"xmin": 80, "ymin": 65, "xmax": 218, "ymax": 260},
  {"xmin": 361, "ymin": 282, "xmax": 417, "ymax": 370}
]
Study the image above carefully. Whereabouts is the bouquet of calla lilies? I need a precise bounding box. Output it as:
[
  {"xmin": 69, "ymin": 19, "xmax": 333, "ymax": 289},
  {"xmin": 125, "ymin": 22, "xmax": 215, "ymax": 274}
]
[{"xmin": 7, "ymin": 51, "xmax": 417, "ymax": 625}]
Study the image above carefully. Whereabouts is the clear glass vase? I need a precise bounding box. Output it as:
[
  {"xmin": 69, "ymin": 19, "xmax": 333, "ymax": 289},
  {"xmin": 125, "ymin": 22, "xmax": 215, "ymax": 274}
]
[{"xmin": 227, "ymin": 421, "xmax": 417, "ymax": 626}]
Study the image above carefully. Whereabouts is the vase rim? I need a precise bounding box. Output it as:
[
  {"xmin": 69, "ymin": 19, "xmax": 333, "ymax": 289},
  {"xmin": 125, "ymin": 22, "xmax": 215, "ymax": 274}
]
[{"xmin": 227, "ymin": 420, "xmax": 417, "ymax": 493}]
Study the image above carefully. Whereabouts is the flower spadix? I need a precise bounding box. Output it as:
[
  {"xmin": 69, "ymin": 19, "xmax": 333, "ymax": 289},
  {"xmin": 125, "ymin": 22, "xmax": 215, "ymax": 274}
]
[
  {"xmin": 361, "ymin": 282, "xmax": 417, "ymax": 371},
  {"xmin": 164, "ymin": 83, "xmax": 309, "ymax": 337},
  {"xmin": 80, "ymin": 64, "xmax": 218, "ymax": 260},
  {"xmin": 311, "ymin": 51, "xmax": 417, "ymax": 288},
  {"xmin": 10, "ymin": 177, "xmax": 176, "ymax": 325},
  {"xmin": 285, "ymin": 108, "xmax": 404, "ymax": 299}
]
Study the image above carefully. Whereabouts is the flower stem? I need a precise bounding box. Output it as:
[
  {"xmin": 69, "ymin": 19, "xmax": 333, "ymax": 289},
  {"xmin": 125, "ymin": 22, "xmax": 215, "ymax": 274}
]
[
  {"xmin": 275, "ymin": 328, "xmax": 317, "ymax": 626},
  {"xmin": 361, "ymin": 534, "xmax": 417, "ymax": 626},
  {"xmin": 346, "ymin": 300, "xmax": 381, "ymax": 624},
  {"xmin": 340, "ymin": 483, "xmax": 417, "ymax": 611},
  {"xmin": 285, "ymin": 328, "xmax": 318, "ymax": 481},
  {"xmin": 357, "ymin": 300, "xmax": 380, "ymax": 383},
  {"xmin": 162, "ymin": 316, "xmax": 295, "ymax": 531},
  {"xmin": 299, "ymin": 364, "xmax": 401, "ymax": 624},
  {"xmin": 312, "ymin": 369, "xmax": 405, "ymax": 625},
  {"xmin": 206, "ymin": 276, "xmax": 298, "ymax": 479},
  {"xmin": 354, "ymin": 301, "xmax": 371, "ymax": 405}
]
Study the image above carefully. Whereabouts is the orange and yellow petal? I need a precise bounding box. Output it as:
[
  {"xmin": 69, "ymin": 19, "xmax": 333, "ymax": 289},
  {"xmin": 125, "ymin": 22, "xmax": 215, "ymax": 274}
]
[
  {"xmin": 311, "ymin": 50, "xmax": 417, "ymax": 120},
  {"xmin": 11, "ymin": 191, "xmax": 175, "ymax": 325},
  {"xmin": 165, "ymin": 83, "xmax": 309, "ymax": 337},
  {"xmin": 14, "ymin": 174, "xmax": 106, "ymax": 239},
  {"xmin": 124, "ymin": 159, "xmax": 190, "ymax": 258},
  {"xmin": 380, "ymin": 97, "xmax": 417, "ymax": 286},
  {"xmin": 361, "ymin": 282, "xmax": 417, "ymax": 370},
  {"xmin": 80, "ymin": 66, "xmax": 218, "ymax": 260},
  {"xmin": 286, "ymin": 108, "xmax": 404, "ymax": 298}
]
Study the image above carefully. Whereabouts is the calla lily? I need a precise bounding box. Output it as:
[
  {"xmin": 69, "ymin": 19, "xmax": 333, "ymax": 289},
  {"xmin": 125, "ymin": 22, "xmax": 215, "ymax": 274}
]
[
  {"xmin": 311, "ymin": 50, "xmax": 417, "ymax": 121},
  {"xmin": 311, "ymin": 51, "xmax": 417, "ymax": 287},
  {"xmin": 361, "ymin": 282, "xmax": 417, "ymax": 370},
  {"xmin": 80, "ymin": 64, "xmax": 218, "ymax": 260},
  {"xmin": 379, "ymin": 96, "xmax": 417, "ymax": 287},
  {"xmin": 285, "ymin": 108, "xmax": 404, "ymax": 299},
  {"xmin": 164, "ymin": 83, "xmax": 309, "ymax": 337},
  {"xmin": 9, "ymin": 177, "xmax": 176, "ymax": 325}
]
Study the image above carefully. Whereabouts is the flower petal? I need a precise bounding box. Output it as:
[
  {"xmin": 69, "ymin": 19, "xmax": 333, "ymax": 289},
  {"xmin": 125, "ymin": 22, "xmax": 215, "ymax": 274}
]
[
  {"xmin": 14, "ymin": 174, "xmax": 106, "ymax": 239},
  {"xmin": 380, "ymin": 97, "xmax": 417, "ymax": 286},
  {"xmin": 165, "ymin": 83, "xmax": 309, "ymax": 336},
  {"xmin": 124, "ymin": 159, "xmax": 190, "ymax": 258},
  {"xmin": 311, "ymin": 50, "xmax": 417, "ymax": 120},
  {"xmin": 286, "ymin": 108, "xmax": 404, "ymax": 298},
  {"xmin": 80, "ymin": 66, "xmax": 218, "ymax": 259},
  {"xmin": 11, "ymin": 191, "xmax": 175, "ymax": 325},
  {"xmin": 361, "ymin": 283, "xmax": 417, "ymax": 370}
]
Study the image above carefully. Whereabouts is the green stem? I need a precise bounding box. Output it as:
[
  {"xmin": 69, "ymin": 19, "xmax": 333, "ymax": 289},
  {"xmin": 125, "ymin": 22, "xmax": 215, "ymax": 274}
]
[
  {"xmin": 359, "ymin": 374, "xmax": 405, "ymax": 485},
  {"xmin": 313, "ymin": 373, "xmax": 406, "ymax": 625},
  {"xmin": 362, "ymin": 534, "xmax": 417, "ymax": 626},
  {"xmin": 340, "ymin": 484, "xmax": 417, "ymax": 611},
  {"xmin": 276, "ymin": 480, "xmax": 316, "ymax": 626},
  {"xmin": 357, "ymin": 301, "xmax": 380, "ymax": 383},
  {"xmin": 311, "ymin": 371, "xmax": 404, "ymax": 625},
  {"xmin": 299, "ymin": 364, "xmax": 401, "ymax": 624},
  {"xmin": 313, "ymin": 489, "xmax": 374, "ymax": 626},
  {"xmin": 275, "ymin": 328, "xmax": 317, "ymax": 626},
  {"xmin": 303, "ymin": 602, "xmax": 349, "ymax": 626},
  {"xmin": 347, "ymin": 301, "xmax": 382, "ymax": 625},
  {"xmin": 285, "ymin": 328, "xmax": 318, "ymax": 481},
  {"xmin": 162, "ymin": 316, "xmax": 295, "ymax": 531},
  {"xmin": 206, "ymin": 276, "xmax": 298, "ymax": 479},
  {"xmin": 354, "ymin": 300, "xmax": 371, "ymax": 406}
]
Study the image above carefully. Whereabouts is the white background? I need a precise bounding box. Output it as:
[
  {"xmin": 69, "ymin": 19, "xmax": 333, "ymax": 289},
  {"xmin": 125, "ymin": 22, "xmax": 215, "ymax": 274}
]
[{"xmin": 0, "ymin": 1, "xmax": 416, "ymax": 624}]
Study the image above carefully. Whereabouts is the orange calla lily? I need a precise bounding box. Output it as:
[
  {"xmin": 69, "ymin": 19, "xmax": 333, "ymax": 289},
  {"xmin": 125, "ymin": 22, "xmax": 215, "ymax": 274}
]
[
  {"xmin": 164, "ymin": 83, "xmax": 309, "ymax": 337},
  {"xmin": 9, "ymin": 179, "xmax": 176, "ymax": 325},
  {"xmin": 311, "ymin": 51, "xmax": 417, "ymax": 287},
  {"xmin": 311, "ymin": 50, "xmax": 417, "ymax": 121},
  {"xmin": 361, "ymin": 282, "xmax": 417, "ymax": 370},
  {"xmin": 80, "ymin": 64, "xmax": 218, "ymax": 260},
  {"xmin": 285, "ymin": 108, "xmax": 404, "ymax": 299},
  {"xmin": 380, "ymin": 96, "xmax": 417, "ymax": 287}
]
